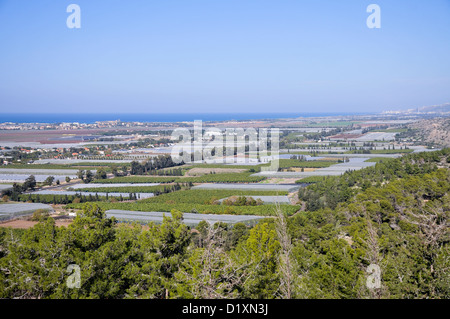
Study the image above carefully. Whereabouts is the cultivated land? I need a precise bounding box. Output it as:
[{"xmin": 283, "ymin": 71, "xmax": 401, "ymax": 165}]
[
  {"xmin": 1, "ymin": 113, "xmax": 449, "ymax": 301},
  {"xmin": 0, "ymin": 114, "xmax": 446, "ymax": 225}
]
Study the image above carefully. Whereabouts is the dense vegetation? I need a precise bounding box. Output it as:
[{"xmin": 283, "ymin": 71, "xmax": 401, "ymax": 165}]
[
  {"xmin": 0, "ymin": 149, "xmax": 448, "ymax": 299},
  {"xmin": 298, "ymin": 148, "xmax": 450, "ymax": 211}
]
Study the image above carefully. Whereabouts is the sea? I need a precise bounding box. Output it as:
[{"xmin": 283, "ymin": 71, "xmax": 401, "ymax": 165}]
[{"xmin": 0, "ymin": 112, "xmax": 369, "ymax": 124}]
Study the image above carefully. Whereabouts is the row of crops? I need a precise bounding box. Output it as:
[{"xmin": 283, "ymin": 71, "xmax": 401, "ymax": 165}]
[
  {"xmin": 91, "ymin": 176, "xmax": 179, "ymax": 184},
  {"xmin": 68, "ymin": 201, "xmax": 299, "ymax": 216},
  {"xmin": 66, "ymin": 189, "xmax": 298, "ymax": 216},
  {"xmin": 277, "ymin": 159, "xmax": 338, "ymax": 168},
  {"xmin": 90, "ymin": 173, "xmax": 267, "ymax": 184},
  {"xmin": 72, "ymin": 184, "xmax": 185, "ymax": 194}
]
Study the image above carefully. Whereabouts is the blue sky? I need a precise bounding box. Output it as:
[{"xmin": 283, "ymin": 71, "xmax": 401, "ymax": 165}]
[{"xmin": 0, "ymin": 0, "xmax": 449, "ymax": 114}]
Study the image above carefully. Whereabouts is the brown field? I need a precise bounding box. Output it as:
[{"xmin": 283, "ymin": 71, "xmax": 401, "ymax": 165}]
[
  {"xmin": 0, "ymin": 129, "xmax": 103, "ymax": 143},
  {"xmin": 0, "ymin": 218, "xmax": 73, "ymax": 229},
  {"xmin": 261, "ymin": 178, "xmax": 300, "ymax": 184}
]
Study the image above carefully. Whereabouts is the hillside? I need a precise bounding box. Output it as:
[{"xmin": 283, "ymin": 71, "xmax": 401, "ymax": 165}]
[{"xmin": 407, "ymin": 117, "xmax": 450, "ymax": 147}]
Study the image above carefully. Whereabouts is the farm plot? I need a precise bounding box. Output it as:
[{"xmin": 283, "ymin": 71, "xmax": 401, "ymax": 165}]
[
  {"xmin": 92, "ymin": 176, "xmax": 177, "ymax": 184},
  {"xmin": 0, "ymin": 174, "xmax": 78, "ymax": 183},
  {"xmin": 0, "ymin": 184, "xmax": 13, "ymax": 191},
  {"xmin": 253, "ymin": 158, "xmax": 377, "ymax": 178},
  {"xmin": 175, "ymin": 172, "xmax": 266, "ymax": 183},
  {"xmin": 67, "ymin": 189, "xmax": 300, "ymax": 216},
  {"xmin": 105, "ymin": 210, "xmax": 266, "ymax": 226},
  {"xmin": 69, "ymin": 183, "xmax": 160, "ymax": 189},
  {"xmin": 69, "ymin": 185, "xmax": 179, "ymax": 194},
  {"xmin": 218, "ymin": 195, "xmax": 291, "ymax": 204},
  {"xmin": 0, "ymin": 203, "xmax": 53, "ymax": 221},
  {"xmin": 192, "ymin": 183, "xmax": 301, "ymax": 192},
  {"xmin": 31, "ymin": 190, "xmax": 155, "ymax": 199},
  {"xmin": 185, "ymin": 167, "xmax": 248, "ymax": 176},
  {"xmin": 354, "ymin": 132, "xmax": 397, "ymax": 142},
  {"xmin": 0, "ymin": 168, "xmax": 95, "ymax": 175}
]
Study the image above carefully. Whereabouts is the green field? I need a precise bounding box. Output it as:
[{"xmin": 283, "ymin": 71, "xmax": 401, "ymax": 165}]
[
  {"xmin": 278, "ymin": 159, "xmax": 337, "ymax": 168},
  {"xmin": 72, "ymin": 185, "xmax": 183, "ymax": 193},
  {"xmin": 373, "ymin": 128, "xmax": 408, "ymax": 133},
  {"xmin": 140, "ymin": 189, "xmax": 288, "ymax": 204},
  {"xmin": 91, "ymin": 176, "xmax": 178, "ymax": 184},
  {"xmin": 345, "ymin": 149, "xmax": 413, "ymax": 154},
  {"xmin": 67, "ymin": 188, "xmax": 297, "ymax": 216},
  {"xmin": 174, "ymin": 172, "xmax": 266, "ymax": 183}
]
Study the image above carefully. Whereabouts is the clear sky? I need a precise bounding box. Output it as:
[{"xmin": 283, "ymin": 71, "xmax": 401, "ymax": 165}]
[{"xmin": 0, "ymin": 0, "xmax": 449, "ymax": 114}]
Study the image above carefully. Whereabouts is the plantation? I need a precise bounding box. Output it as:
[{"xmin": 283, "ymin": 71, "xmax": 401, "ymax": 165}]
[
  {"xmin": 73, "ymin": 184, "xmax": 186, "ymax": 194},
  {"xmin": 67, "ymin": 200, "xmax": 299, "ymax": 216},
  {"xmin": 277, "ymin": 159, "xmax": 337, "ymax": 168},
  {"xmin": 140, "ymin": 189, "xmax": 289, "ymax": 204},
  {"xmin": 67, "ymin": 189, "xmax": 297, "ymax": 216},
  {"xmin": 19, "ymin": 192, "xmax": 139, "ymax": 204},
  {"xmin": 175, "ymin": 172, "xmax": 266, "ymax": 183},
  {"xmin": 345, "ymin": 149, "xmax": 414, "ymax": 154},
  {"xmin": 91, "ymin": 176, "xmax": 178, "ymax": 184},
  {"xmin": 187, "ymin": 163, "xmax": 266, "ymax": 171}
]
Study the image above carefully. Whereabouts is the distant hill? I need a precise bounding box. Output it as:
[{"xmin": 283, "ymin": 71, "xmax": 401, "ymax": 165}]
[
  {"xmin": 408, "ymin": 117, "xmax": 450, "ymax": 147},
  {"xmin": 383, "ymin": 102, "xmax": 450, "ymax": 115},
  {"xmin": 418, "ymin": 103, "xmax": 450, "ymax": 114}
]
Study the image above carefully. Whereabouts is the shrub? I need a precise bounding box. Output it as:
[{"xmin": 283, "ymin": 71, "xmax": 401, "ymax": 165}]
[{"xmin": 30, "ymin": 209, "xmax": 50, "ymax": 221}]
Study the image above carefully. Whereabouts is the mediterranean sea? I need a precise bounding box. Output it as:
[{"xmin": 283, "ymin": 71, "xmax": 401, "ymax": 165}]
[{"xmin": 0, "ymin": 112, "xmax": 369, "ymax": 124}]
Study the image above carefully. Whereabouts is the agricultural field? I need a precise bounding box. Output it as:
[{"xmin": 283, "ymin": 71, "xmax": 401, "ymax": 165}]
[
  {"xmin": 175, "ymin": 172, "xmax": 266, "ymax": 183},
  {"xmin": 30, "ymin": 190, "xmax": 154, "ymax": 199},
  {"xmin": 0, "ymin": 184, "xmax": 13, "ymax": 191},
  {"xmin": 67, "ymin": 189, "xmax": 299, "ymax": 216},
  {"xmin": 184, "ymin": 167, "xmax": 249, "ymax": 177},
  {"xmin": 218, "ymin": 195, "xmax": 291, "ymax": 204},
  {"xmin": 277, "ymin": 159, "xmax": 338, "ymax": 168},
  {"xmin": 105, "ymin": 209, "xmax": 266, "ymax": 226},
  {"xmin": 345, "ymin": 148, "xmax": 414, "ymax": 154},
  {"xmin": 91, "ymin": 176, "xmax": 178, "ymax": 183},
  {"xmin": 69, "ymin": 183, "xmax": 161, "ymax": 189},
  {"xmin": 0, "ymin": 168, "xmax": 94, "ymax": 175},
  {"xmin": 0, "ymin": 203, "xmax": 53, "ymax": 221},
  {"xmin": 70, "ymin": 185, "xmax": 183, "ymax": 194},
  {"xmin": 0, "ymin": 174, "xmax": 78, "ymax": 183},
  {"xmin": 192, "ymin": 183, "xmax": 300, "ymax": 192}
]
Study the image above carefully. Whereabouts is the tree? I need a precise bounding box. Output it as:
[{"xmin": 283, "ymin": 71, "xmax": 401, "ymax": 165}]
[
  {"xmin": 175, "ymin": 223, "xmax": 248, "ymax": 298},
  {"xmin": 23, "ymin": 175, "xmax": 37, "ymax": 191},
  {"xmin": 76, "ymin": 169, "xmax": 84, "ymax": 180},
  {"xmin": 65, "ymin": 176, "xmax": 71, "ymax": 183},
  {"xmin": 84, "ymin": 170, "xmax": 93, "ymax": 184},
  {"xmin": 95, "ymin": 169, "xmax": 107, "ymax": 180},
  {"xmin": 43, "ymin": 176, "xmax": 55, "ymax": 186},
  {"xmin": 274, "ymin": 205, "xmax": 296, "ymax": 299},
  {"xmin": 235, "ymin": 222, "xmax": 280, "ymax": 298}
]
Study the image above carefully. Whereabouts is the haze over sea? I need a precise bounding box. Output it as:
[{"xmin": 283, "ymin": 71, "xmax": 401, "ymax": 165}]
[{"xmin": 0, "ymin": 112, "xmax": 369, "ymax": 124}]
